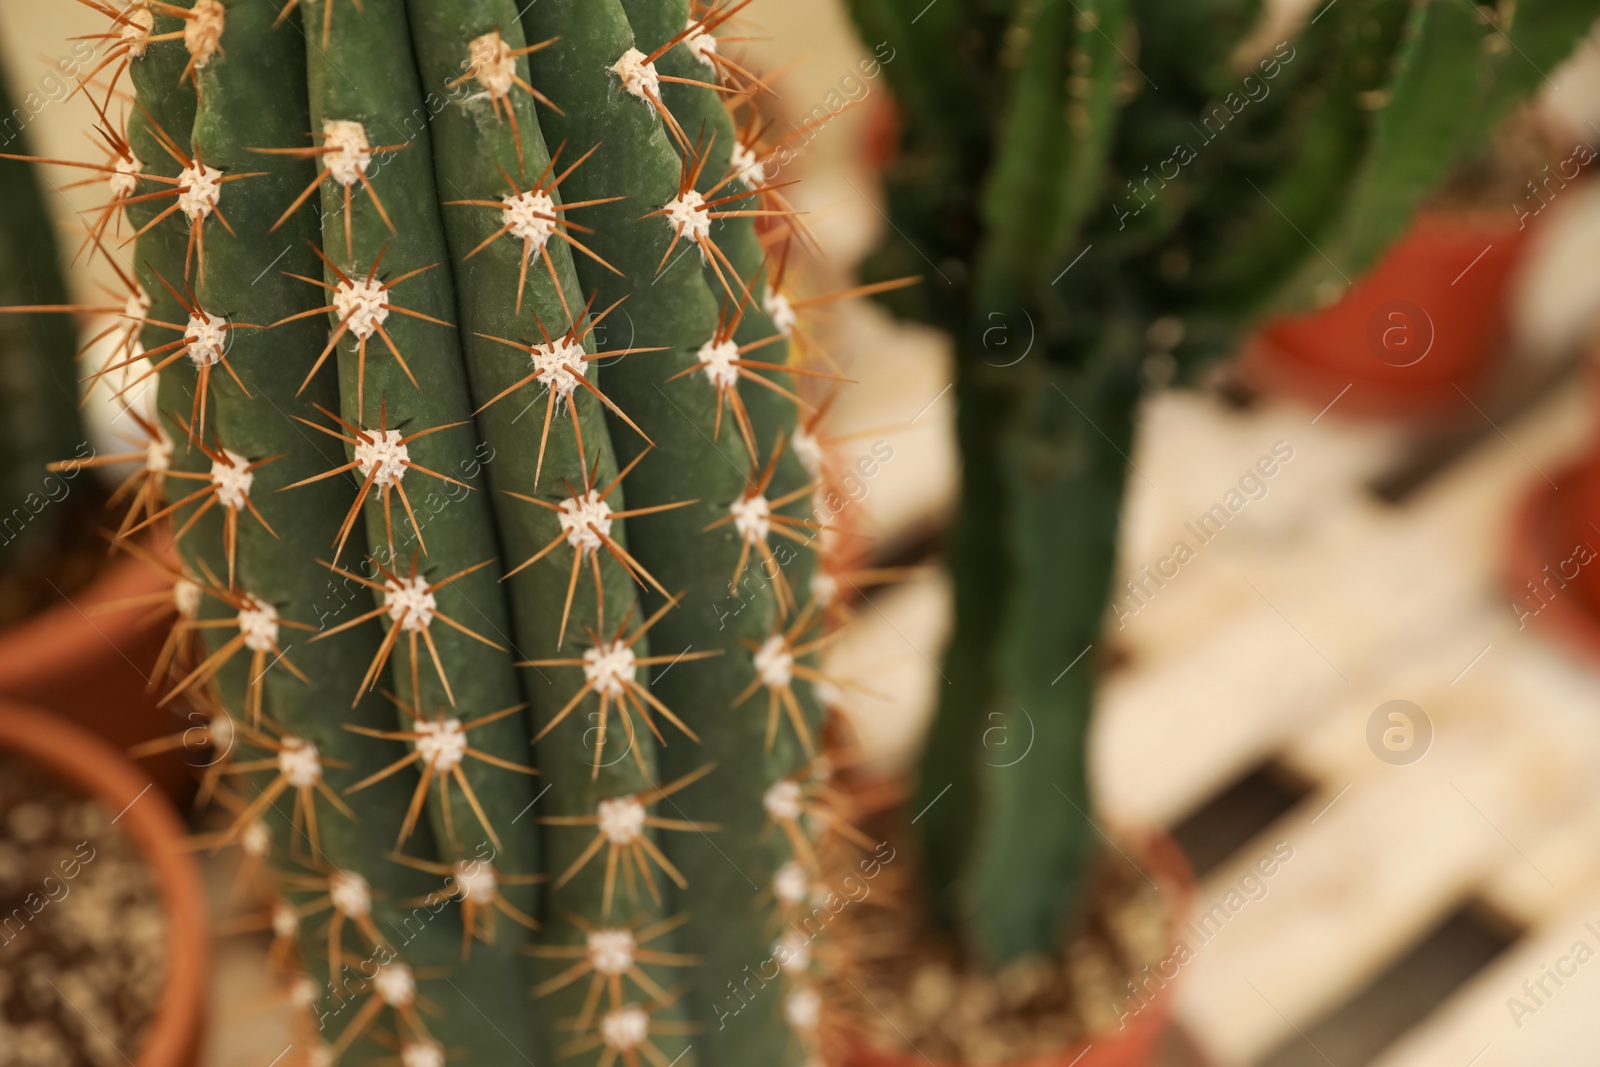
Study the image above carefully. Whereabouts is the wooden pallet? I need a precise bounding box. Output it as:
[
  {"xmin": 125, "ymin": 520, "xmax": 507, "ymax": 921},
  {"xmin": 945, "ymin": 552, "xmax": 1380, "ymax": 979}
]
[{"xmin": 824, "ymin": 373, "xmax": 1600, "ymax": 1067}]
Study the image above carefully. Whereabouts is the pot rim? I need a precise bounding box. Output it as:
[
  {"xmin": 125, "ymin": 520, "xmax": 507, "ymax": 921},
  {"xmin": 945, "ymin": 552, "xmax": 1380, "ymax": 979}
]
[
  {"xmin": 0, "ymin": 700, "xmax": 207, "ymax": 1067},
  {"xmin": 0, "ymin": 537, "xmax": 168, "ymax": 692},
  {"xmin": 1238, "ymin": 209, "xmax": 1534, "ymax": 420}
]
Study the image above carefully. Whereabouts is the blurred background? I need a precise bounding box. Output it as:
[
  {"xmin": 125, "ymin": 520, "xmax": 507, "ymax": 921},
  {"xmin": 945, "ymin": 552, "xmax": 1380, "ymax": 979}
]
[{"xmin": 8, "ymin": 1, "xmax": 1600, "ymax": 1065}]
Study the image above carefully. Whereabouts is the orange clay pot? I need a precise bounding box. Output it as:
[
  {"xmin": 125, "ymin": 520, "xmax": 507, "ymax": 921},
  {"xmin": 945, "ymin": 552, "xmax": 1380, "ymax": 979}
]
[
  {"xmin": 1507, "ymin": 429, "xmax": 1600, "ymax": 657},
  {"xmin": 0, "ymin": 537, "xmax": 192, "ymax": 805},
  {"xmin": 0, "ymin": 700, "xmax": 208, "ymax": 1067},
  {"xmin": 837, "ymin": 834, "xmax": 1194, "ymax": 1067},
  {"xmin": 1240, "ymin": 211, "xmax": 1534, "ymax": 420}
]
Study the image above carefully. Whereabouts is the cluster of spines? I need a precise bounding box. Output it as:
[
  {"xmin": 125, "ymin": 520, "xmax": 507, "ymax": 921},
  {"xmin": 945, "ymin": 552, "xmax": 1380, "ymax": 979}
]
[{"xmin": 11, "ymin": 1, "xmax": 909, "ymax": 1065}]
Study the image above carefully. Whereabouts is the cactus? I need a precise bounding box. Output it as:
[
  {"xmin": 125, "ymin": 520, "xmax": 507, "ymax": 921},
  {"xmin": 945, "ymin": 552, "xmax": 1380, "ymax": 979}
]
[
  {"xmin": 844, "ymin": 0, "xmax": 1600, "ymax": 966},
  {"xmin": 0, "ymin": 59, "xmax": 89, "ymax": 602},
  {"xmin": 9, "ymin": 0, "xmax": 869, "ymax": 1064}
]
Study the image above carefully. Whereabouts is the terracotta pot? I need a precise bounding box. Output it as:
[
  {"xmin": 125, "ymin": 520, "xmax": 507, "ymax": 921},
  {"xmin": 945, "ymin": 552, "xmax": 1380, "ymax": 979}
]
[
  {"xmin": 861, "ymin": 93, "xmax": 900, "ymax": 173},
  {"xmin": 0, "ymin": 700, "xmax": 207, "ymax": 1067},
  {"xmin": 0, "ymin": 539, "xmax": 193, "ymax": 804},
  {"xmin": 1506, "ymin": 437, "xmax": 1600, "ymax": 655},
  {"xmin": 837, "ymin": 834, "xmax": 1194, "ymax": 1067},
  {"xmin": 1241, "ymin": 211, "xmax": 1534, "ymax": 419}
]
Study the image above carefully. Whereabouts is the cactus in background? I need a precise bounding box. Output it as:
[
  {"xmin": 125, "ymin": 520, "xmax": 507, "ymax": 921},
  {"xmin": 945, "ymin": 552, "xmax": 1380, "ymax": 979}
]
[
  {"xmin": 844, "ymin": 0, "xmax": 1600, "ymax": 964},
  {"xmin": 0, "ymin": 59, "xmax": 89, "ymax": 605},
  {"xmin": 15, "ymin": 0, "xmax": 863, "ymax": 1064}
]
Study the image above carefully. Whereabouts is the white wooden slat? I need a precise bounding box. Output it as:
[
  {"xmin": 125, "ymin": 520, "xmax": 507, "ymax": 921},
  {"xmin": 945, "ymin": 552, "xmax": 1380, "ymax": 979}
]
[
  {"xmin": 1276, "ymin": 618, "xmax": 1524, "ymax": 784},
  {"xmin": 1112, "ymin": 393, "xmax": 1400, "ymax": 665},
  {"xmin": 824, "ymin": 574, "xmax": 952, "ymax": 771},
  {"xmin": 1371, "ymin": 883, "xmax": 1600, "ymax": 1067},
  {"xmin": 1479, "ymin": 790, "xmax": 1600, "ymax": 928},
  {"xmin": 1470, "ymin": 637, "xmax": 1600, "ymax": 925},
  {"xmin": 820, "ymin": 300, "xmax": 958, "ymax": 548},
  {"xmin": 1096, "ymin": 383, "xmax": 1595, "ymax": 829},
  {"xmin": 1097, "ymin": 501, "xmax": 1488, "ymax": 827},
  {"xmin": 1175, "ymin": 705, "xmax": 1588, "ymax": 1065}
]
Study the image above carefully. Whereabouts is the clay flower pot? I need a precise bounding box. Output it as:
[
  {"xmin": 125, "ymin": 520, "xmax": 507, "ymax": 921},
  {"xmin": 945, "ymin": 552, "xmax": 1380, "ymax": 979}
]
[
  {"xmin": 1241, "ymin": 211, "xmax": 1534, "ymax": 419},
  {"xmin": 1507, "ymin": 430, "xmax": 1600, "ymax": 654},
  {"xmin": 0, "ymin": 538, "xmax": 192, "ymax": 804},
  {"xmin": 0, "ymin": 700, "xmax": 207, "ymax": 1067},
  {"xmin": 837, "ymin": 834, "xmax": 1194, "ymax": 1067}
]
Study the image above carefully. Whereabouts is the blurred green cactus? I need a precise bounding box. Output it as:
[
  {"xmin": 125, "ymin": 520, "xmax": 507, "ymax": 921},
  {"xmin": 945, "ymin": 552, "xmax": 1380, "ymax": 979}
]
[
  {"xmin": 844, "ymin": 0, "xmax": 1600, "ymax": 963},
  {"xmin": 0, "ymin": 59, "xmax": 88, "ymax": 601}
]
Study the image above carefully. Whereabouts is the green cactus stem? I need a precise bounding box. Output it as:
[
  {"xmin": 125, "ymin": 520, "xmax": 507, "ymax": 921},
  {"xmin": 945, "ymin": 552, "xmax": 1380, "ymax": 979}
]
[{"xmin": 0, "ymin": 1, "xmax": 866, "ymax": 1065}]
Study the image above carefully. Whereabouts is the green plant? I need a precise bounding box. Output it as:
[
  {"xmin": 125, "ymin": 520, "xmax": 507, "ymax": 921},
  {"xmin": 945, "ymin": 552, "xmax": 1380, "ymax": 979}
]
[
  {"xmin": 0, "ymin": 60, "xmax": 89, "ymax": 609},
  {"xmin": 29, "ymin": 0, "xmax": 858, "ymax": 1064},
  {"xmin": 844, "ymin": 0, "xmax": 1599, "ymax": 965}
]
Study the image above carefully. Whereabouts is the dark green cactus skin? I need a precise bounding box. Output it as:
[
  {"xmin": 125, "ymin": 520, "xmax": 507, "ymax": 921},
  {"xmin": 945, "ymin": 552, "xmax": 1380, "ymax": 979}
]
[
  {"xmin": 296, "ymin": 29, "xmax": 549, "ymax": 1062},
  {"xmin": 105, "ymin": 0, "xmax": 825, "ymax": 1064},
  {"xmin": 845, "ymin": 0, "xmax": 1600, "ymax": 964},
  {"xmin": 627, "ymin": 0, "xmax": 827, "ymax": 755},
  {"xmin": 0, "ymin": 61, "xmax": 85, "ymax": 574},
  {"xmin": 520, "ymin": 5, "xmax": 810, "ymax": 1063},
  {"xmin": 303, "ymin": 0, "xmax": 537, "ymax": 878},
  {"xmin": 139, "ymin": 8, "xmax": 225, "ymax": 614},
  {"xmin": 406, "ymin": 0, "xmax": 690, "ymax": 1059},
  {"xmin": 142, "ymin": 3, "xmax": 528, "ymax": 1060}
]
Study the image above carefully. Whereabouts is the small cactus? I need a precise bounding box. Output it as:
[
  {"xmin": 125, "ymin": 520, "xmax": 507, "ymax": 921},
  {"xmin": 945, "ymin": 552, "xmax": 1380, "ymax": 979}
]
[
  {"xmin": 845, "ymin": 0, "xmax": 1600, "ymax": 965},
  {"xmin": 10, "ymin": 1, "xmax": 880, "ymax": 1064}
]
